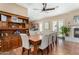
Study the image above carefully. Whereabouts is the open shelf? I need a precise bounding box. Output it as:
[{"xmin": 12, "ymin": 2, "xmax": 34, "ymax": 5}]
[
  {"xmin": 0, "ymin": 11, "xmax": 29, "ymax": 34},
  {"xmin": 0, "ymin": 11, "xmax": 29, "ymax": 52}
]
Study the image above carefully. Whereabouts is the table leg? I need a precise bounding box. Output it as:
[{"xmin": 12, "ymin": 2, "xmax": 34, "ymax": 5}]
[{"xmin": 33, "ymin": 45, "xmax": 38, "ymax": 55}]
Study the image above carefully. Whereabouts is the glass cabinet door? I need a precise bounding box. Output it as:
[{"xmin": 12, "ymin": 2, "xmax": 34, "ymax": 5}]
[{"xmin": 1, "ymin": 15, "xmax": 7, "ymax": 21}]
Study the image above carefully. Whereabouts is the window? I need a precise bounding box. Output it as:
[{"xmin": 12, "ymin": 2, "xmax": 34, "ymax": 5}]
[
  {"xmin": 52, "ymin": 20, "xmax": 64, "ymax": 32},
  {"xmin": 52, "ymin": 20, "xmax": 64, "ymax": 37},
  {"xmin": 44, "ymin": 22, "xmax": 49, "ymax": 30},
  {"xmin": 39, "ymin": 22, "xmax": 43, "ymax": 32},
  {"xmin": 52, "ymin": 21, "xmax": 58, "ymax": 32},
  {"xmin": 58, "ymin": 20, "xmax": 64, "ymax": 32}
]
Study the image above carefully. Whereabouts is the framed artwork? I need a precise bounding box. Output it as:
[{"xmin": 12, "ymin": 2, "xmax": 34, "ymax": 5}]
[{"xmin": 73, "ymin": 16, "xmax": 79, "ymax": 23}]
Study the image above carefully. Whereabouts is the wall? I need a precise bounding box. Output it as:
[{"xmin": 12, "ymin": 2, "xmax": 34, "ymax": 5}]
[
  {"xmin": 44, "ymin": 9, "xmax": 79, "ymax": 26},
  {"xmin": 36, "ymin": 9, "xmax": 79, "ymax": 34},
  {"xmin": 0, "ymin": 3, "xmax": 28, "ymax": 16},
  {"xmin": 36, "ymin": 19, "xmax": 53, "ymax": 34}
]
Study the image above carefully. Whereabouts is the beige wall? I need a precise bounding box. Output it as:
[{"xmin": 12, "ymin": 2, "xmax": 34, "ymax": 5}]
[
  {"xmin": 36, "ymin": 18, "xmax": 53, "ymax": 34},
  {"xmin": 0, "ymin": 3, "xmax": 28, "ymax": 16},
  {"xmin": 37, "ymin": 9, "xmax": 79, "ymax": 33},
  {"xmin": 43, "ymin": 9, "xmax": 79, "ymax": 26}
]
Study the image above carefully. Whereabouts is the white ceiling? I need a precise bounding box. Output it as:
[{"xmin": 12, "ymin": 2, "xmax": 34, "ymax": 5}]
[{"xmin": 17, "ymin": 3, "xmax": 79, "ymax": 20}]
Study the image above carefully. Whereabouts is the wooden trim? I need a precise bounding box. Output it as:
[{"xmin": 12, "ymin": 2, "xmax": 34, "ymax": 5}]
[{"xmin": 0, "ymin": 11, "xmax": 28, "ymax": 19}]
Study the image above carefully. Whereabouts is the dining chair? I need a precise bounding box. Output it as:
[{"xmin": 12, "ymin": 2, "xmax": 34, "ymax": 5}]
[
  {"xmin": 52, "ymin": 32, "xmax": 57, "ymax": 46},
  {"xmin": 29, "ymin": 30, "xmax": 36, "ymax": 36},
  {"xmin": 20, "ymin": 33, "xmax": 31, "ymax": 55},
  {"xmin": 48, "ymin": 33, "xmax": 53, "ymax": 52},
  {"xmin": 39, "ymin": 35, "xmax": 49, "ymax": 55}
]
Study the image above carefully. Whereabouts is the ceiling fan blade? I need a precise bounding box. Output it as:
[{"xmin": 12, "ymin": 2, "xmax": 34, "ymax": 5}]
[
  {"xmin": 45, "ymin": 6, "xmax": 59, "ymax": 11},
  {"xmin": 45, "ymin": 8, "xmax": 55, "ymax": 11}
]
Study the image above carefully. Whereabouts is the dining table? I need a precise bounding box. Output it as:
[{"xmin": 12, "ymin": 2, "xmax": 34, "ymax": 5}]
[{"xmin": 29, "ymin": 34, "xmax": 41, "ymax": 55}]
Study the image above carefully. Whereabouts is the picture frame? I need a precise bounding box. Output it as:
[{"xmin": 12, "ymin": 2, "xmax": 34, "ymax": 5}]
[{"xmin": 73, "ymin": 16, "xmax": 79, "ymax": 23}]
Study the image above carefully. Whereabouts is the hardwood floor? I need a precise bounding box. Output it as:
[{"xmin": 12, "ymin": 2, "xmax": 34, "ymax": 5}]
[
  {"xmin": 1, "ymin": 39, "xmax": 79, "ymax": 55},
  {"xmin": 22, "ymin": 39, "xmax": 79, "ymax": 55},
  {"xmin": 49, "ymin": 39, "xmax": 79, "ymax": 55}
]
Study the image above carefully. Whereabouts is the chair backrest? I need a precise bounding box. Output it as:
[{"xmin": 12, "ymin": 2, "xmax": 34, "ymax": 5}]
[
  {"xmin": 52, "ymin": 32, "xmax": 57, "ymax": 42},
  {"xmin": 48, "ymin": 33, "xmax": 53, "ymax": 45},
  {"xmin": 40, "ymin": 35, "xmax": 49, "ymax": 49},
  {"xmin": 20, "ymin": 33, "xmax": 30, "ymax": 49},
  {"xmin": 29, "ymin": 31, "xmax": 34, "ymax": 35}
]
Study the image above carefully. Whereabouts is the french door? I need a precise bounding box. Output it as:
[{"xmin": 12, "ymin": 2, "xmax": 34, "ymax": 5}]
[{"xmin": 52, "ymin": 20, "xmax": 64, "ymax": 37}]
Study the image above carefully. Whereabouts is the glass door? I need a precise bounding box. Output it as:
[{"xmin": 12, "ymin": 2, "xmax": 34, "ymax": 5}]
[
  {"xmin": 52, "ymin": 20, "xmax": 64, "ymax": 37},
  {"xmin": 58, "ymin": 20, "xmax": 64, "ymax": 37},
  {"xmin": 52, "ymin": 21, "xmax": 58, "ymax": 32}
]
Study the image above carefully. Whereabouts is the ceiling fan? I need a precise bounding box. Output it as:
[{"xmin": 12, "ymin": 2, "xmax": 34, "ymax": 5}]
[{"xmin": 33, "ymin": 3, "xmax": 59, "ymax": 12}]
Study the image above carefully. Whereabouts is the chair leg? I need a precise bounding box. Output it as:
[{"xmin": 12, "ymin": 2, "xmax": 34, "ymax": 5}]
[
  {"xmin": 55, "ymin": 41, "xmax": 57, "ymax": 46},
  {"xmin": 22, "ymin": 47, "xmax": 24, "ymax": 55},
  {"xmin": 47, "ymin": 46, "xmax": 49, "ymax": 54},
  {"xmin": 44, "ymin": 48, "xmax": 48, "ymax": 55},
  {"xmin": 22, "ymin": 47, "xmax": 30, "ymax": 55},
  {"xmin": 22, "ymin": 49, "xmax": 23, "ymax": 55},
  {"xmin": 28, "ymin": 50, "xmax": 29, "ymax": 55},
  {"xmin": 39, "ymin": 47, "xmax": 49, "ymax": 55},
  {"xmin": 39, "ymin": 49, "xmax": 43, "ymax": 55},
  {"xmin": 51, "ymin": 44, "xmax": 52, "ymax": 51},
  {"xmin": 40, "ymin": 50, "xmax": 43, "ymax": 55},
  {"xmin": 48, "ymin": 44, "xmax": 52, "ymax": 54},
  {"xmin": 40, "ymin": 49, "xmax": 47, "ymax": 55}
]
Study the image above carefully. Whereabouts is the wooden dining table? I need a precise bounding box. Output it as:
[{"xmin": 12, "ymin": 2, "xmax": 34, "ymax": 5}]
[{"xmin": 29, "ymin": 34, "xmax": 41, "ymax": 55}]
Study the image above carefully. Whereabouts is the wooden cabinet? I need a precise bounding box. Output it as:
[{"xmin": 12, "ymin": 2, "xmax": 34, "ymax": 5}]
[
  {"xmin": 0, "ymin": 11, "xmax": 29, "ymax": 52},
  {"xmin": 0, "ymin": 11, "xmax": 29, "ymax": 34},
  {"xmin": 0, "ymin": 35, "xmax": 22, "ymax": 52}
]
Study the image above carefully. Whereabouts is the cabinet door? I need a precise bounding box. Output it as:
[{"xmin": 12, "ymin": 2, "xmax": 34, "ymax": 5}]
[
  {"xmin": 13, "ymin": 38, "xmax": 19, "ymax": 48},
  {"xmin": 1, "ymin": 37, "xmax": 11, "ymax": 52},
  {"xmin": 10, "ymin": 36, "xmax": 20, "ymax": 49},
  {"xmin": 1, "ymin": 39, "xmax": 8, "ymax": 52}
]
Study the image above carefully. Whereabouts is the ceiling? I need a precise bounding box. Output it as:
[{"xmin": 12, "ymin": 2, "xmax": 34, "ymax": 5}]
[{"xmin": 17, "ymin": 3, "xmax": 79, "ymax": 20}]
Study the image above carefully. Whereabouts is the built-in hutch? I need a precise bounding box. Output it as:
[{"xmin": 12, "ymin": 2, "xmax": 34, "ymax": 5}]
[{"xmin": 0, "ymin": 11, "xmax": 29, "ymax": 52}]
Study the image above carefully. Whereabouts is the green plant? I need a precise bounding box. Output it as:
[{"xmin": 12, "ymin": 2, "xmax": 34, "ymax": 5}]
[{"xmin": 60, "ymin": 26, "xmax": 70, "ymax": 36}]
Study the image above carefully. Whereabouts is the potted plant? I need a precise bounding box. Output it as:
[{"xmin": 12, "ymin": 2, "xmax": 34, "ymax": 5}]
[{"xmin": 60, "ymin": 26, "xmax": 70, "ymax": 40}]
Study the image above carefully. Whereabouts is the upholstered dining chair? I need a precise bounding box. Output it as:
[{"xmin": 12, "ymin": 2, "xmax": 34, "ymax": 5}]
[
  {"xmin": 39, "ymin": 35, "xmax": 49, "ymax": 55},
  {"xmin": 20, "ymin": 33, "xmax": 31, "ymax": 55},
  {"xmin": 52, "ymin": 32, "xmax": 57, "ymax": 46},
  {"xmin": 48, "ymin": 33, "xmax": 53, "ymax": 52},
  {"xmin": 29, "ymin": 30, "xmax": 36, "ymax": 36}
]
